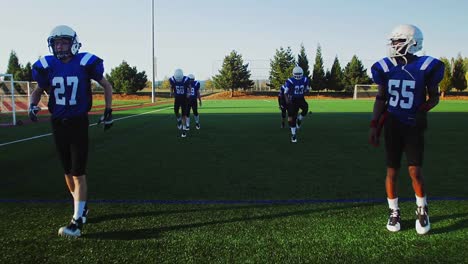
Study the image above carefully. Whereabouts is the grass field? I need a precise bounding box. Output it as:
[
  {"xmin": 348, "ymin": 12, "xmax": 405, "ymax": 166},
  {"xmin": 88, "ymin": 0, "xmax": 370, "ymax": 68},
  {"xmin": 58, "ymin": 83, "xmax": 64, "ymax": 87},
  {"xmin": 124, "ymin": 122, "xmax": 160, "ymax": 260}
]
[{"xmin": 1, "ymin": 98, "xmax": 467, "ymax": 263}]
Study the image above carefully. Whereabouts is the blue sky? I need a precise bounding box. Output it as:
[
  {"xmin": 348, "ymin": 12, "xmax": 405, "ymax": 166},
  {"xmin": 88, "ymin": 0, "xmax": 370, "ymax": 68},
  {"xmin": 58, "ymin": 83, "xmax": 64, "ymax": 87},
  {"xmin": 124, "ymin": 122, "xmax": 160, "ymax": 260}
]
[{"xmin": 1, "ymin": 0, "xmax": 467, "ymax": 80}]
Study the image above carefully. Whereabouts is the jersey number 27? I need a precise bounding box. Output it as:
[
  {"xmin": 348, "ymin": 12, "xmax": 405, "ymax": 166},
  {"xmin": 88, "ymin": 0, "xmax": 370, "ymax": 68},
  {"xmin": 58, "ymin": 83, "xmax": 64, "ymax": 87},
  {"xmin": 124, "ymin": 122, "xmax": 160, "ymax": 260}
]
[{"xmin": 53, "ymin": 76, "xmax": 79, "ymax": 106}]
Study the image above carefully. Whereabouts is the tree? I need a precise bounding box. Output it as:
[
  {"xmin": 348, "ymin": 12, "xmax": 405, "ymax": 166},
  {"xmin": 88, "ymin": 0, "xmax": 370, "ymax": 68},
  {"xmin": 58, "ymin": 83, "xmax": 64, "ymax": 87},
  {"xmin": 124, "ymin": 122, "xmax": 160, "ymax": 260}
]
[
  {"xmin": 106, "ymin": 61, "xmax": 147, "ymax": 94},
  {"xmin": 6, "ymin": 51, "xmax": 22, "ymax": 80},
  {"xmin": 343, "ymin": 55, "xmax": 371, "ymax": 91},
  {"xmin": 311, "ymin": 44, "xmax": 326, "ymax": 91},
  {"xmin": 268, "ymin": 47, "xmax": 295, "ymax": 90},
  {"xmin": 327, "ymin": 56, "xmax": 345, "ymax": 91},
  {"xmin": 438, "ymin": 57, "xmax": 452, "ymax": 97},
  {"xmin": 451, "ymin": 54, "xmax": 467, "ymax": 92},
  {"xmin": 161, "ymin": 78, "xmax": 171, "ymax": 90},
  {"xmin": 212, "ymin": 50, "xmax": 254, "ymax": 97},
  {"xmin": 297, "ymin": 43, "xmax": 311, "ymax": 79},
  {"xmin": 205, "ymin": 79, "xmax": 214, "ymax": 91},
  {"xmin": 19, "ymin": 62, "xmax": 33, "ymax": 82}
]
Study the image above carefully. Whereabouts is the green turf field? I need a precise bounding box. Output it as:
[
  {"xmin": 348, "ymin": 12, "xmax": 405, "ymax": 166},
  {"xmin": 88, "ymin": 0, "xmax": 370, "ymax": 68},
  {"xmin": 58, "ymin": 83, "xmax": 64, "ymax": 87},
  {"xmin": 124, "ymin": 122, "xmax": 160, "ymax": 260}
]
[{"xmin": 1, "ymin": 99, "xmax": 467, "ymax": 263}]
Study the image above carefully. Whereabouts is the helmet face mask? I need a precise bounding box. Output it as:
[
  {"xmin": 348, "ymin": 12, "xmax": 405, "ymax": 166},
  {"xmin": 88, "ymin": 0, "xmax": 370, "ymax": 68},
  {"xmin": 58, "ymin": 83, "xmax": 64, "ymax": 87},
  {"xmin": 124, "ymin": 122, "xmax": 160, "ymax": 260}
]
[
  {"xmin": 48, "ymin": 25, "xmax": 81, "ymax": 60},
  {"xmin": 388, "ymin": 24, "xmax": 423, "ymax": 58},
  {"xmin": 293, "ymin": 66, "xmax": 304, "ymax": 80}
]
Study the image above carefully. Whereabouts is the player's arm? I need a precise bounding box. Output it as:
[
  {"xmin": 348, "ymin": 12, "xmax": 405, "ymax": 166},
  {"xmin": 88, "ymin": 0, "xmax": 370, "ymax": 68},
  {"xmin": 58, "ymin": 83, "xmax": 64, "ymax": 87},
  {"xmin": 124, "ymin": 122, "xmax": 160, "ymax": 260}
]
[
  {"xmin": 97, "ymin": 77, "xmax": 114, "ymax": 130},
  {"xmin": 197, "ymin": 88, "xmax": 202, "ymax": 106},
  {"xmin": 98, "ymin": 77, "xmax": 113, "ymax": 109},
  {"xmin": 369, "ymin": 84, "xmax": 387, "ymax": 146},
  {"xmin": 420, "ymin": 84, "xmax": 440, "ymax": 112},
  {"xmin": 28, "ymin": 86, "xmax": 46, "ymax": 122}
]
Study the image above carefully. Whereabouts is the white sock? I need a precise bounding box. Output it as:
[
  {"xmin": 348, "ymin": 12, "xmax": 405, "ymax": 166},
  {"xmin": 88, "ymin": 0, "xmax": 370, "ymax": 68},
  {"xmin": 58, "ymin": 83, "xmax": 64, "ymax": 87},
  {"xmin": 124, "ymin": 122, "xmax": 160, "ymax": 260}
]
[
  {"xmin": 73, "ymin": 201, "xmax": 86, "ymax": 220},
  {"xmin": 290, "ymin": 127, "xmax": 296, "ymax": 135},
  {"xmin": 195, "ymin": 115, "xmax": 200, "ymax": 123},
  {"xmin": 387, "ymin": 197, "xmax": 399, "ymax": 210},
  {"xmin": 415, "ymin": 195, "xmax": 427, "ymax": 207},
  {"xmin": 187, "ymin": 118, "xmax": 190, "ymax": 127}
]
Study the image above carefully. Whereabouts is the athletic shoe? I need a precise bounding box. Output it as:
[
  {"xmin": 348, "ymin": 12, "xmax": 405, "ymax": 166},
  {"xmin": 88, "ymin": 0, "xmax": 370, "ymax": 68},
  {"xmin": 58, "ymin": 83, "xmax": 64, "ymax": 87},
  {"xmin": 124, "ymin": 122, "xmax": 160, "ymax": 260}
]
[
  {"xmin": 181, "ymin": 131, "xmax": 187, "ymax": 138},
  {"xmin": 196, "ymin": 123, "xmax": 200, "ymax": 130},
  {"xmin": 415, "ymin": 206, "xmax": 430, "ymax": 235},
  {"xmin": 58, "ymin": 217, "xmax": 83, "ymax": 238},
  {"xmin": 296, "ymin": 118, "xmax": 302, "ymax": 129},
  {"xmin": 82, "ymin": 205, "xmax": 89, "ymax": 224},
  {"xmin": 386, "ymin": 209, "xmax": 401, "ymax": 232},
  {"xmin": 291, "ymin": 134, "xmax": 297, "ymax": 143},
  {"xmin": 183, "ymin": 126, "xmax": 190, "ymax": 131}
]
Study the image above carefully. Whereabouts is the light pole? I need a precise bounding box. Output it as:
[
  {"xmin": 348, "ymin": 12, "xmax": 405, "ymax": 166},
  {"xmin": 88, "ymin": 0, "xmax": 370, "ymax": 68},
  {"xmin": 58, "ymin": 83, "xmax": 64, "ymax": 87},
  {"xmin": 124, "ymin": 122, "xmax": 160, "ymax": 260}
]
[{"xmin": 151, "ymin": 0, "xmax": 155, "ymax": 103}]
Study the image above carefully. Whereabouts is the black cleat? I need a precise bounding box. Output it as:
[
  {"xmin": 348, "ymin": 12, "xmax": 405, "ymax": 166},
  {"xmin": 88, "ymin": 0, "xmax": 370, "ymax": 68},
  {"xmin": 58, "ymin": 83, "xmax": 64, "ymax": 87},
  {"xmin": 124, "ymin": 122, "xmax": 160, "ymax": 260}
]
[
  {"xmin": 386, "ymin": 209, "xmax": 401, "ymax": 232},
  {"xmin": 415, "ymin": 206, "xmax": 430, "ymax": 234},
  {"xmin": 291, "ymin": 134, "xmax": 297, "ymax": 143},
  {"xmin": 58, "ymin": 217, "xmax": 83, "ymax": 238}
]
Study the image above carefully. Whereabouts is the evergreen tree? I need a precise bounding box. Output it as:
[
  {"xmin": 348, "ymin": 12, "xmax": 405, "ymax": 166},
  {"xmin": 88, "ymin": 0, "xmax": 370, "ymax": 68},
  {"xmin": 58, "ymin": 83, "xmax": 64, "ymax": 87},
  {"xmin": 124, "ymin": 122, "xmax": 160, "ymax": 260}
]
[
  {"xmin": 438, "ymin": 57, "xmax": 452, "ymax": 97},
  {"xmin": 268, "ymin": 47, "xmax": 295, "ymax": 90},
  {"xmin": 6, "ymin": 51, "xmax": 22, "ymax": 80},
  {"xmin": 452, "ymin": 54, "xmax": 467, "ymax": 91},
  {"xmin": 343, "ymin": 55, "xmax": 371, "ymax": 91},
  {"xmin": 20, "ymin": 62, "xmax": 33, "ymax": 82},
  {"xmin": 311, "ymin": 44, "xmax": 326, "ymax": 91},
  {"xmin": 212, "ymin": 50, "xmax": 254, "ymax": 97},
  {"xmin": 327, "ymin": 56, "xmax": 345, "ymax": 91},
  {"xmin": 106, "ymin": 61, "xmax": 147, "ymax": 94},
  {"xmin": 297, "ymin": 44, "xmax": 310, "ymax": 79}
]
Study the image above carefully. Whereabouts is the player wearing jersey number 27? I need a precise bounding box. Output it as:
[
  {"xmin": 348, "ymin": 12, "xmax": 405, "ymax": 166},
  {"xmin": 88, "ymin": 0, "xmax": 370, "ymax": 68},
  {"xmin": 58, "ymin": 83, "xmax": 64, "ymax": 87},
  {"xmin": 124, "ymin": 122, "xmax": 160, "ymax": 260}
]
[{"xmin": 29, "ymin": 25, "xmax": 113, "ymax": 238}]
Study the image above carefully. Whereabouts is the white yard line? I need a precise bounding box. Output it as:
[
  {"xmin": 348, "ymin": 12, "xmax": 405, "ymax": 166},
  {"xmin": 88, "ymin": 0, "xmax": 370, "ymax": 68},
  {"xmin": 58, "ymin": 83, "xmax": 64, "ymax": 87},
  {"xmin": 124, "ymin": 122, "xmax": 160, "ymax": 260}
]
[{"xmin": 0, "ymin": 107, "xmax": 173, "ymax": 148}]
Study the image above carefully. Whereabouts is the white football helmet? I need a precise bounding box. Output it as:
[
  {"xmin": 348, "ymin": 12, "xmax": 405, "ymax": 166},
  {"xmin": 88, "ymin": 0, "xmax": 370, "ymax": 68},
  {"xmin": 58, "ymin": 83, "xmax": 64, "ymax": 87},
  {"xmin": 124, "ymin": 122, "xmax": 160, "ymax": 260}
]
[
  {"xmin": 188, "ymin": 74, "xmax": 195, "ymax": 80},
  {"xmin": 293, "ymin": 66, "xmax": 304, "ymax": 80},
  {"xmin": 47, "ymin": 25, "xmax": 81, "ymax": 59},
  {"xmin": 174, "ymin": 69, "xmax": 184, "ymax": 82},
  {"xmin": 388, "ymin": 24, "xmax": 423, "ymax": 58}
]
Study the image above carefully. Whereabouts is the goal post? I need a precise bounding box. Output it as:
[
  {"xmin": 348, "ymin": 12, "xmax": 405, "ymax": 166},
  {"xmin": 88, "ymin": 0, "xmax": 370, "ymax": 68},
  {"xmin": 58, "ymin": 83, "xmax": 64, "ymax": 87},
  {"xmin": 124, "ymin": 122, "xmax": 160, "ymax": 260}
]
[
  {"xmin": 353, "ymin": 84, "xmax": 379, "ymax": 100},
  {"xmin": 0, "ymin": 75, "xmax": 46, "ymax": 126}
]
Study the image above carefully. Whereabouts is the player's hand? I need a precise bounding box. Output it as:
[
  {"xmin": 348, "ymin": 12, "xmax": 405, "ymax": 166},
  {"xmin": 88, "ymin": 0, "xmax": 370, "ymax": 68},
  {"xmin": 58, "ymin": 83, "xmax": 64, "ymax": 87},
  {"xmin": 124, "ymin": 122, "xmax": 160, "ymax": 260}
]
[
  {"xmin": 28, "ymin": 104, "xmax": 41, "ymax": 122},
  {"xmin": 369, "ymin": 127, "xmax": 380, "ymax": 147},
  {"xmin": 98, "ymin": 108, "xmax": 113, "ymax": 131}
]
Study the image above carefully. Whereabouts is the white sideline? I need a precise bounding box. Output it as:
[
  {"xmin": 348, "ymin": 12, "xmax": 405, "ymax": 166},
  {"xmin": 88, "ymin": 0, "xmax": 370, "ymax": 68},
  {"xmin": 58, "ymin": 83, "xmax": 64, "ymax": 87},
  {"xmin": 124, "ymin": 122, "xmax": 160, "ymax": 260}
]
[{"xmin": 0, "ymin": 106, "xmax": 173, "ymax": 148}]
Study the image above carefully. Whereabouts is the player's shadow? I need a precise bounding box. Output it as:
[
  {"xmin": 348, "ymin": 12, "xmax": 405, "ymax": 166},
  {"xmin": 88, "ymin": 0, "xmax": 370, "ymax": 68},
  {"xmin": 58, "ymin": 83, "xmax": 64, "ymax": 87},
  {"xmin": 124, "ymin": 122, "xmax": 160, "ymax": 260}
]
[
  {"xmin": 85, "ymin": 202, "xmax": 374, "ymax": 240},
  {"xmin": 399, "ymin": 212, "xmax": 468, "ymax": 235}
]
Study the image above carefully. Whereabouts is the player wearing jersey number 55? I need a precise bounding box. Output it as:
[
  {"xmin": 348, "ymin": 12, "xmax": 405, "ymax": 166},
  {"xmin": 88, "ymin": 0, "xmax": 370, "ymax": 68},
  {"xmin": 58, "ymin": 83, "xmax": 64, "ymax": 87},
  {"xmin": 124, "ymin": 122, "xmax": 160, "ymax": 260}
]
[
  {"xmin": 29, "ymin": 25, "xmax": 113, "ymax": 238},
  {"xmin": 369, "ymin": 24, "xmax": 444, "ymax": 235}
]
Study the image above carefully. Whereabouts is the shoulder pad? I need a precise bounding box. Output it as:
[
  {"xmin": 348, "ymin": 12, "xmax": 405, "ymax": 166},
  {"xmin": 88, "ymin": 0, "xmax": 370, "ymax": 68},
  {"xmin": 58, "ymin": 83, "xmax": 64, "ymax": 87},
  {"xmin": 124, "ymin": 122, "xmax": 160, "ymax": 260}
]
[{"xmin": 78, "ymin": 53, "xmax": 101, "ymax": 66}]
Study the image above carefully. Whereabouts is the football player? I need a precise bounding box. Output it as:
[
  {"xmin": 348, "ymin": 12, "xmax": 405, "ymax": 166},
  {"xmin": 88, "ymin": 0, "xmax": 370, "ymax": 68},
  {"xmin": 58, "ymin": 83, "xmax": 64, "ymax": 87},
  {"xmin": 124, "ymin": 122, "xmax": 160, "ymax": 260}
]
[
  {"xmin": 278, "ymin": 85, "xmax": 287, "ymax": 128},
  {"xmin": 169, "ymin": 69, "xmax": 190, "ymax": 137},
  {"xmin": 186, "ymin": 74, "xmax": 202, "ymax": 130},
  {"xmin": 29, "ymin": 25, "xmax": 114, "ymax": 237},
  {"xmin": 283, "ymin": 66, "xmax": 310, "ymax": 142},
  {"xmin": 369, "ymin": 24, "xmax": 444, "ymax": 234}
]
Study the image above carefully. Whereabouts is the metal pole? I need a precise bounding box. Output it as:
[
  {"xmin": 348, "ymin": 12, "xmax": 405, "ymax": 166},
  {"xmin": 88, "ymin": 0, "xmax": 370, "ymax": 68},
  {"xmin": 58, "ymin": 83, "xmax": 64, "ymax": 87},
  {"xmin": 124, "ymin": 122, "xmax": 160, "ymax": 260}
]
[{"xmin": 151, "ymin": 0, "xmax": 155, "ymax": 103}]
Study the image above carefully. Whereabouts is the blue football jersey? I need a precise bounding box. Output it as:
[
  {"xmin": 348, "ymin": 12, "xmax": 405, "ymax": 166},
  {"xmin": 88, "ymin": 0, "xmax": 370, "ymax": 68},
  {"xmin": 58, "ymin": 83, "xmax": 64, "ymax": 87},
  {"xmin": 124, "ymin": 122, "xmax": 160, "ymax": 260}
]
[
  {"xmin": 284, "ymin": 77, "xmax": 310, "ymax": 99},
  {"xmin": 371, "ymin": 56, "xmax": 445, "ymax": 125},
  {"xmin": 278, "ymin": 85, "xmax": 286, "ymax": 97},
  {"xmin": 189, "ymin": 80, "xmax": 200, "ymax": 99},
  {"xmin": 169, "ymin": 76, "xmax": 190, "ymax": 98},
  {"xmin": 32, "ymin": 53, "xmax": 104, "ymax": 119}
]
